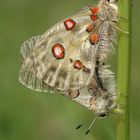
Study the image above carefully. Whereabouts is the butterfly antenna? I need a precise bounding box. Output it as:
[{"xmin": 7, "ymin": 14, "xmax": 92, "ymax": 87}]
[
  {"xmin": 76, "ymin": 123, "xmax": 83, "ymax": 130},
  {"xmin": 85, "ymin": 116, "xmax": 98, "ymax": 135}
]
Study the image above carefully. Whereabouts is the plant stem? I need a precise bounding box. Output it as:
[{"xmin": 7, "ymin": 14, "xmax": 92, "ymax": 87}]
[{"xmin": 116, "ymin": 0, "xmax": 131, "ymax": 140}]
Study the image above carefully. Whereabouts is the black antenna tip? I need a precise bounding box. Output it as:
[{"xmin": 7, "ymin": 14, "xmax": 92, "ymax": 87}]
[
  {"xmin": 76, "ymin": 124, "xmax": 83, "ymax": 129},
  {"xmin": 85, "ymin": 129, "xmax": 90, "ymax": 135}
]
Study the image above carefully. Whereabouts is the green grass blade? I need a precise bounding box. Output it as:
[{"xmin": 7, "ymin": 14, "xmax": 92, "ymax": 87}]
[{"xmin": 116, "ymin": 0, "xmax": 132, "ymax": 140}]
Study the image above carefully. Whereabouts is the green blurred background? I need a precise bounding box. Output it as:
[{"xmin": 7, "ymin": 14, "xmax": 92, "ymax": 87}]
[{"xmin": 0, "ymin": 0, "xmax": 139, "ymax": 140}]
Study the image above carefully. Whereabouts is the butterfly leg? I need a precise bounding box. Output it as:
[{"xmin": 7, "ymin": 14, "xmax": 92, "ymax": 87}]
[
  {"xmin": 111, "ymin": 92, "xmax": 128, "ymax": 115},
  {"xmin": 118, "ymin": 16, "xmax": 128, "ymax": 21},
  {"xmin": 113, "ymin": 100, "xmax": 127, "ymax": 112},
  {"xmin": 110, "ymin": 22, "xmax": 129, "ymax": 34},
  {"xmin": 116, "ymin": 93, "xmax": 128, "ymax": 107},
  {"xmin": 111, "ymin": 107, "xmax": 124, "ymax": 115},
  {"xmin": 106, "ymin": 93, "xmax": 126, "ymax": 98},
  {"xmin": 117, "ymin": 92, "xmax": 128, "ymax": 98}
]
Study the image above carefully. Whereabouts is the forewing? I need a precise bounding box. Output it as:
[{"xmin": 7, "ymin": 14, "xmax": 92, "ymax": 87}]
[{"xmin": 19, "ymin": 6, "xmax": 99, "ymax": 92}]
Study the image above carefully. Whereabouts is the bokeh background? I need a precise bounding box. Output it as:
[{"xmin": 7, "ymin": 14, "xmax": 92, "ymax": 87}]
[{"xmin": 0, "ymin": 0, "xmax": 139, "ymax": 140}]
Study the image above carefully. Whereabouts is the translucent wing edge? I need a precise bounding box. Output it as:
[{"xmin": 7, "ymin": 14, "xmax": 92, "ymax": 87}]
[
  {"xmin": 19, "ymin": 36, "xmax": 56, "ymax": 93},
  {"xmin": 20, "ymin": 36, "xmax": 40, "ymax": 59}
]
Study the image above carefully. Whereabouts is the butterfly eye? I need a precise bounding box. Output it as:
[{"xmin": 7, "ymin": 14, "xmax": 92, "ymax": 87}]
[
  {"xmin": 107, "ymin": 0, "xmax": 118, "ymax": 2},
  {"xmin": 99, "ymin": 113, "xmax": 108, "ymax": 117}
]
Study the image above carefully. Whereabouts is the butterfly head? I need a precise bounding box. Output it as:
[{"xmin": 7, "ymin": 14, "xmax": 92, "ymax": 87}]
[
  {"xmin": 100, "ymin": 0, "xmax": 118, "ymax": 3},
  {"xmin": 99, "ymin": 113, "xmax": 108, "ymax": 117},
  {"xmin": 107, "ymin": 0, "xmax": 118, "ymax": 13},
  {"xmin": 99, "ymin": 0, "xmax": 118, "ymax": 19},
  {"xmin": 90, "ymin": 95, "xmax": 115, "ymax": 117},
  {"xmin": 107, "ymin": 0, "xmax": 118, "ymax": 3}
]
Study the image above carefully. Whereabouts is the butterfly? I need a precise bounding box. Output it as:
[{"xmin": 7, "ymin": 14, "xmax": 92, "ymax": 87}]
[{"xmin": 19, "ymin": 0, "xmax": 118, "ymax": 118}]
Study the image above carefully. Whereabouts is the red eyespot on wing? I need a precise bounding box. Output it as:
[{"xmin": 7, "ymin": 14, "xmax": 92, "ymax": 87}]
[
  {"xmin": 90, "ymin": 7, "xmax": 100, "ymax": 15},
  {"xmin": 52, "ymin": 43, "xmax": 65, "ymax": 59},
  {"xmin": 86, "ymin": 24, "xmax": 94, "ymax": 33},
  {"xmin": 90, "ymin": 14, "xmax": 98, "ymax": 21},
  {"xmin": 73, "ymin": 60, "xmax": 83, "ymax": 70},
  {"xmin": 89, "ymin": 34, "xmax": 99, "ymax": 44},
  {"xmin": 64, "ymin": 19, "xmax": 76, "ymax": 30}
]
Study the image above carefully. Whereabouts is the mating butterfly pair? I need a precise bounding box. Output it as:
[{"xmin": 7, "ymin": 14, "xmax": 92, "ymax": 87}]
[{"xmin": 19, "ymin": 0, "xmax": 118, "ymax": 118}]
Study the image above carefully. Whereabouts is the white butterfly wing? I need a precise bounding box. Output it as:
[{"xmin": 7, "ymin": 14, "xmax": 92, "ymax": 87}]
[{"xmin": 19, "ymin": 6, "xmax": 98, "ymax": 92}]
